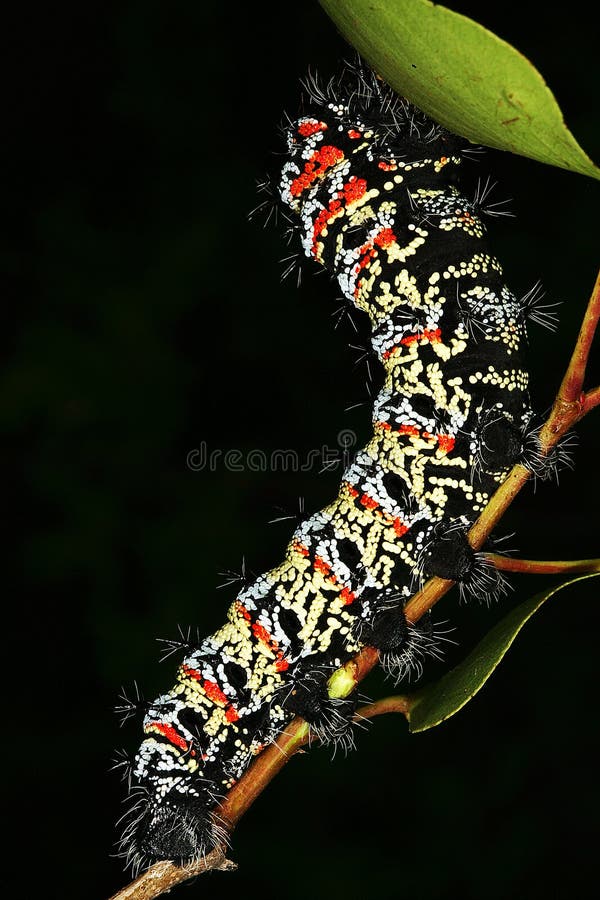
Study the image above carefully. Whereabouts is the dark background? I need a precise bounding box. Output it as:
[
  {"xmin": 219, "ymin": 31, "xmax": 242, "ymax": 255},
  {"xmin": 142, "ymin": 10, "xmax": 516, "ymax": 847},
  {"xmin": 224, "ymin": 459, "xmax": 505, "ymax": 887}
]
[{"xmin": 7, "ymin": 2, "xmax": 599, "ymax": 898}]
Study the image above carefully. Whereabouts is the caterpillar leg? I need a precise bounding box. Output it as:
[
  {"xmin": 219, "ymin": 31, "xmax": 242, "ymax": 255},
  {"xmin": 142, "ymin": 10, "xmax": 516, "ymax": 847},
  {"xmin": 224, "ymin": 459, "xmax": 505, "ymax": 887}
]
[
  {"xmin": 359, "ymin": 601, "xmax": 408, "ymax": 654},
  {"xmin": 381, "ymin": 613, "xmax": 448, "ymax": 684},
  {"xmin": 471, "ymin": 406, "xmax": 527, "ymax": 476},
  {"xmin": 521, "ymin": 422, "xmax": 576, "ymax": 482},
  {"xmin": 280, "ymin": 669, "xmax": 357, "ymax": 751},
  {"xmin": 419, "ymin": 520, "xmax": 508, "ymax": 604},
  {"xmin": 359, "ymin": 596, "xmax": 445, "ymax": 683},
  {"xmin": 472, "ymin": 406, "xmax": 575, "ymax": 483}
]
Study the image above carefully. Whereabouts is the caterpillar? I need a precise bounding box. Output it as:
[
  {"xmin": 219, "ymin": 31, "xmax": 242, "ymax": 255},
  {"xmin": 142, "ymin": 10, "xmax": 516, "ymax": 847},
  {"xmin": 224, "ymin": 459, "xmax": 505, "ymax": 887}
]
[{"xmin": 117, "ymin": 59, "xmax": 562, "ymax": 872}]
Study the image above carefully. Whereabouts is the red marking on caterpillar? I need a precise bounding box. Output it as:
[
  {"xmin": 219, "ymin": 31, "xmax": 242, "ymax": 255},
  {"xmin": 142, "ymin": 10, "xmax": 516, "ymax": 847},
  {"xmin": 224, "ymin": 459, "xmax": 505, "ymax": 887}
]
[
  {"xmin": 360, "ymin": 493, "xmax": 379, "ymax": 510},
  {"xmin": 340, "ymin": 586, "xmax": 356, "ymax": 605},
  {"xmin": 289, "ymin": 145, "xmax": 345, "ymax": 198},
  {"xmin": 314, "ymin": 554, "xmax": 356, "ymax": 602},
  {"xmin": 376, "ymin": 421, "xmax": 455, "ymax": 455},
  {"xmin": 393, "ymin": 519, "xmax": 409, "ymax": 538},
  {"xmin": 342, "ymin": 175, "xmax": 367, "ymax": 204},
  {"xmin": 180, "ymin": 663, "xmax": 203, "ymax": 682},
  {"xmin": 181, "ymin": 665, "xmax": 230, "ymax": 708},
  {"xmin": 252, "ymin": 621, "xmax": 289, "ymax": 672},
  {"xmin": 251, "ymin": 622, "xmax": 272, "ymax": 645},
  {"xmin": 292, "ymin": 541, "xmax": 310, "ymax": 557},
  {"xmin": 400, "ymin": 328, "xmax": 442, "ymax": 346},
  {"xmin": 203, "ymin": 680, "xmax": 229, "ymax": 706},
  {"xmin": 437, "ymin": 435, "xmax": 456, "ymax": 454},
  {"xmin": 147, "ymin": 722, "xmax": 188, "ymax": 752},
  {"xmin": 298, "ymin": 119, "xmax": 327, "ymax": 137},
  {"xmin": 381, "ymin": 329, "xmax": 443, "ymax": 360},
  {"xmin": 350, "ymin": 224, "xmax": 398, "ymax": 284},
  {"xmin": 311, "ymin": 176, "xmax": 368, "ymax": 257},
  {"xmin": 374, "ymin": 227, "xmax": 396, "ymax": 248},
  {"xmin": 234, "ymin": 601, "xmax": 252, "ymax": 622},
  {"xmin": 314, "ymin": 555, "xmax": 335, "ymax": 578}
]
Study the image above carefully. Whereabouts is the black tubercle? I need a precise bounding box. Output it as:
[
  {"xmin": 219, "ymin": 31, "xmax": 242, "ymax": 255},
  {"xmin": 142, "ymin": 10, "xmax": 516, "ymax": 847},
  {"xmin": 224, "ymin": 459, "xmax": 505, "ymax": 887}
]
[
  {"xmin": 422, "ymin": 526, "xmax": 474, "ymax": 581},
  {"xmin": 111, "ymin": 749, "xmax": 134, "ymax": 785},
  {"xmin": 518, "ymin": 282, "xmax": 561, "ymax": 332},
  {"xmin": 361, "ymin": 605, "xmax": 409, "ymax": 653},
  {"xmin": 478, "ymin": 413, "xmax": 524, "ymax": 471},
  {"xmin": 300, "ymin": 60, "xmax": 463, "ymax": 158},
  {"xmin": 282, "ymin": 673, "xmax": 330, "ymax": 722},
  {"xmin": 379, "ymin": 612, "xmax": 445, "ymax": 684},
  {"xmin": 281, "ymin": 670, "xmax": 357, "ymax": 748},
  {"xmin": 420, "ymin": 523, "xmax": 509, "ymax": 604}
]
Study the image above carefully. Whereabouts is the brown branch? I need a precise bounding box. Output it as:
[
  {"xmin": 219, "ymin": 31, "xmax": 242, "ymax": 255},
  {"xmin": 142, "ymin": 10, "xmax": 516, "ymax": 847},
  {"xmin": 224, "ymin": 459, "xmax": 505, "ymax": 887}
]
[
  {"xmin": 484, "ymin": 554, "xmax": 600, "ymax": 575},
  {"xmin": 583, "ymin": 385, "xmax": 600, "ymax": 413},
  {"xmin": 355, "ymin": 695, "xmax": 412, "ymax": 721},
  {"xmin": 555, "ymin": 267, "xmax": 600, "ymax": 404},
  {"xmin": 108, "ymin": 850, "xmax": 236, "ymax": 900},
  {"xmin": 110, "ymin": 266, "xmax": 600, "ymax": 900}
]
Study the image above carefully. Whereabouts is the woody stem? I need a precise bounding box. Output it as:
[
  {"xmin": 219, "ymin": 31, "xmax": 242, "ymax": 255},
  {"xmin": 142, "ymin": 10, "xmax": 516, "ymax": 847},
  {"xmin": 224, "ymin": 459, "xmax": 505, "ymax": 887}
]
[{"xmin": 483, "ymin": 554, "xmax": 600, "ymax": 575}]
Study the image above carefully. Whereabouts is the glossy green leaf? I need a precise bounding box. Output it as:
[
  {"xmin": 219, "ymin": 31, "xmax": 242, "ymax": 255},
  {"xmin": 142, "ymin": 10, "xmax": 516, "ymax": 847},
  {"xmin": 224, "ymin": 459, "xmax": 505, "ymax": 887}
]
[
  {"xmin": 407, "ymin": 574, "xmax": 600, "ymax": 732},
  {"xmin": 319, "ymin": 0, "xmax": 600, "ymax": 180}
]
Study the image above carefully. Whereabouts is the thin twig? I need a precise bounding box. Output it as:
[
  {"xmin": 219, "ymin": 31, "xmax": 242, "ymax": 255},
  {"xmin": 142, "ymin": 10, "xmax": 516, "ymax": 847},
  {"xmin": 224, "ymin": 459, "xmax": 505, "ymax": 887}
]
[
  {"xmin": 110, "ymin": 267, "xmax": 600, "ymax": 900},
  {"xmin": 355, "ymin": 695, "xmax": 412, "ymax": 721},
  {"xmin": 556, "ymin": 267, "xmax": 600, "ymax": 404},
  {"xmin": 583, "ymin": 385, "xmax": 600, "ymax": 414},
  {"xmin": 484, "ymin": 554, "xmax": 600, "ymax": 575}
]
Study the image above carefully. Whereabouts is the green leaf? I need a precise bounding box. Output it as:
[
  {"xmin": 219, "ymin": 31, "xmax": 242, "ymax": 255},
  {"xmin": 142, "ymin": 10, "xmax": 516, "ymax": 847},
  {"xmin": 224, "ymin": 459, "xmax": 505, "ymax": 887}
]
[
  {"xmin": 407, "ymin": 574, "xmax": 600, "ymax": 732},
  {"xmin": 319, "ymin": 0, "xmax": 600, "ymax": 180}
]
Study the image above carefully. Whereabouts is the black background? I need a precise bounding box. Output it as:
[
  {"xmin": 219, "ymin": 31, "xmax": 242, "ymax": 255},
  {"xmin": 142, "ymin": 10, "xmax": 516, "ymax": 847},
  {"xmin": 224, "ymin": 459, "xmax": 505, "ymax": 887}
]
[{"xmin": 7, "ymin": 2, "xmax": 599, "ymax": 898}]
